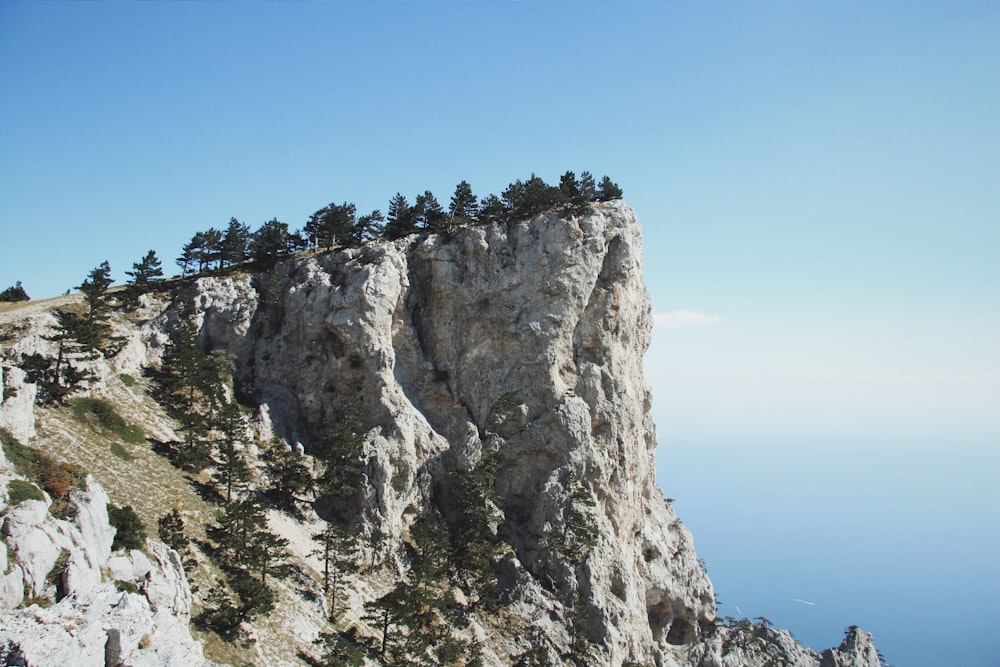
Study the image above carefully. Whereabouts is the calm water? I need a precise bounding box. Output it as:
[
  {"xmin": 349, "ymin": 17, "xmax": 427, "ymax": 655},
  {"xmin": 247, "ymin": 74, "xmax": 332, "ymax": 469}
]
[{"xmin": 656, "ymin": 437, "xmax": 1000, "ymax": 667}]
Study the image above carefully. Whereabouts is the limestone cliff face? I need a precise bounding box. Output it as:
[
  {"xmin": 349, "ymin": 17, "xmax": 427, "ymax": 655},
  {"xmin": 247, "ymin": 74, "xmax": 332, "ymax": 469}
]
[
  {"xmin": 0, "ymin": 202, "xmax": 883, "ymax": 666},
  {"xmin": 173, "ymin": 202, "xmax": 714, "ymax": 664}
]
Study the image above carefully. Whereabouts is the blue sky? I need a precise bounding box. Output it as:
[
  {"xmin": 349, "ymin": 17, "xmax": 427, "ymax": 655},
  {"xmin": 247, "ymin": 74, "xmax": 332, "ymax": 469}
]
[{"xmin": 2, "ymin": 3, "xmax": 998, "ymax": 665}]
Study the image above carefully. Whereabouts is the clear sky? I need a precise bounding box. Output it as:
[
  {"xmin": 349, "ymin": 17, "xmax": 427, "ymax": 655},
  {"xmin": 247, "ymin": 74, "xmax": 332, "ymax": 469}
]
[{"xmin": 2, "ymin": 3, "xmax": 998, "ymax": 666}]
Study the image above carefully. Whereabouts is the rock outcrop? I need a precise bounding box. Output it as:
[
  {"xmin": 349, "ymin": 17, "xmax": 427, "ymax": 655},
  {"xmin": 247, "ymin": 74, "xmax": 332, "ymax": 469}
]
[
  {"xmin": 0, "ymin": 201, "xmax": 882, "ymax": 666},
  {"xmin": 0, "ymin": 437, "xmax": 211, "ymax": 666}
]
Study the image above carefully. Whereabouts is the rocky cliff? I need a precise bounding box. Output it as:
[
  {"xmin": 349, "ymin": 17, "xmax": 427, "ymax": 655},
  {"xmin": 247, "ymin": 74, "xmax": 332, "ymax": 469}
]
[{"xmin": 0, "ymin": 202, "xmax": 881, "ymax": 666}]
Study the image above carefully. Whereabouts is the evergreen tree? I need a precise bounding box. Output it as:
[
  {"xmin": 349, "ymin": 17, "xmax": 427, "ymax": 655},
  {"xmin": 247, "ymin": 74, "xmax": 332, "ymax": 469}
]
[
  {"xmin": 77, "ymin": 261, "xmax": 121, "ymax": 356},
  {"xmin": 328, "ymin": 202, "xmax": 360, "ymax": 248},
  {"xmin": 250, "ymin": 218, "xmax": 294, "ymax": 267},
  {"xmin": 415, "ymin": 190, "xmax": 446, "ymax": 233},
  {"xmin": 0, "ymin": 281, "xmax": 30, "ymax": 302},
  {"xmin": 195, "ymin": 586, "xmax": 245, "ymax": 640},
  {"xmin": 384, "ymin": 193, "xmax": 416, "ymax": 240},
  {"xmin": 210, "ymin": 496, "xmax": 270, "ymax": 570},
  {"xmin": 263, "ymin": 440, "xmax": 313, "ymax": 507},
  {"xmin": 549, "ymin": 474, "xmax": 599, "ymax": 563},
  {"xmin": 201, "ymin": 227, "xmax": 224, "ymax": 271},
  {"xmin": 596, "ymin": 175, "xmax": 623, "ymax": 201},
  {"xmin": 316, "ymin": 393, "xmax": 368, "ymax": 512},
  {"xmin": 578, "ymin": 171, "xmax": 597, "ymax": 202},
  {"xmin": 363, "ymin": 583, "xmax": 413, "ymax": 662},
  {"xmin": 109, "ymin": 504, "xmax": 146, "ymax": 551},
  {"xmin": 304, "ymin": 207, "xmax": 327, "ymax": 251},
  {"xmin": 158, "ymin": 508, "xmax": 191, "ymax": 556},
  {"xmin": 177, "ymin": 231, "xmax": 210, "ymax": 275},
  {"xmin": 560, "ymin": 170, "xmax": 591, "ymax": 215},
  {"xmin": 448, "ymin": 180, "xmax": 478, "ymax": 224},
  {"xmin": 22, "ymin": 309, "xmax": 95, "ymax": 403},
  {"xmin": 477, "ymin": 194, "xmax": 506, "ymax": 224},
  {"xmin": 355, "ymin": 209, "xmax": 385, "ymax": 244},
  {"xmin": 213, "ymin": 402, "xmax": 250, "ymax": 502},
  {"xmin": 123, "ymin": 250, "xmax": 163, "ymax": 310},
  {"xmin": 314, "ymin": 629, "xmax": 366, "ymax": 667},
  {"xmin": 221, "ymin": 218, "xmax": 252, "ymax": 267},
  {"xmin": 251, "ymin": 529, "xmax": 290, "ymax": 585},
  {"xmin": 447, "ymin": 454, "xmax": 501, "ymax": 580},
  {"xmin": 312, "ymin": 521, "xmax": 359, "ymax": 620}
]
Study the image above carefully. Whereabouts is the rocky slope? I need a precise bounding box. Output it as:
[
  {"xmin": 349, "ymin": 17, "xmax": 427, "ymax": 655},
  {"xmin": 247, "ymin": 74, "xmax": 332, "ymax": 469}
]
[{"xmin": 0, "ymin": 202, "xmax": 882, "ymax": 666}]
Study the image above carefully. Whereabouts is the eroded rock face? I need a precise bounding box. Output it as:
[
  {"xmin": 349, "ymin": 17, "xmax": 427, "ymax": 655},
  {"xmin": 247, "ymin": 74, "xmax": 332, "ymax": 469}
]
[
  {"xmin": 174, "ymin": 203, "xmax": 716, "ymax": 664},
  {"xmin": 0, "ymin": 365, "xmax": 36, "ymax": 444},
  {"xmin": 1, "ymin": 202, "xmax": 882, "ymax": 666}
]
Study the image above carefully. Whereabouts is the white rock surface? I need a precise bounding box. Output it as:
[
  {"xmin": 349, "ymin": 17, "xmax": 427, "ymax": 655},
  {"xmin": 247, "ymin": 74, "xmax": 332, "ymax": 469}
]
[
  {"xmin": 0, "ymin": 460, "xmax": 211, "ymax": 665},
  {"xmin": 0, "ymin": 365, "xmax": 36, "ymax": 444}
]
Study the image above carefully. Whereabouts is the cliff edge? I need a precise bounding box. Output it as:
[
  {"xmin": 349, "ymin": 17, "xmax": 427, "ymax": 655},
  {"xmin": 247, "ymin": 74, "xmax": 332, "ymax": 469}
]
[{"xmin": 0, "ymin": 202, "xmax": 881, "ymax": 666}]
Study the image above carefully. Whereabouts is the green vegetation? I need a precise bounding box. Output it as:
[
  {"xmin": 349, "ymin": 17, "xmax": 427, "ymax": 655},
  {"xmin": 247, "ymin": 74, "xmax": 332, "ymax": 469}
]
[
  {"xmin": 170, "ymin": 170, "xmax": 623, "ymax": 284},
  {"xmin": 312, "ymin": 521, "xmax": 359, "ymax": 621},
  {"xmin": 123, "ymin": 249, "xmax": 164, "ymax": 309},
  {"xmin": 1, "ymin": 427, "xmax": 86, "ymax": 509},
  {"xmin": 21, "ymin": 261, "xmax": 123, "ymax": 403},
  {"xmin": 72, "ymin": 396, "xmax": 145, "ymax": 444},
  {"xmin": 109, "ymin": 504, "xmax": 147, "ymax": 551},
  {"xmin": 0, "ymin": 280, "xmax": 30, "ymax": 302},
  {"xmin": 6, "ymin": 479, "xmax": 45, "ymax": 505},
  {"xmin": 110, "ymin": 442, "xmax": 135, "ymax": 461}
]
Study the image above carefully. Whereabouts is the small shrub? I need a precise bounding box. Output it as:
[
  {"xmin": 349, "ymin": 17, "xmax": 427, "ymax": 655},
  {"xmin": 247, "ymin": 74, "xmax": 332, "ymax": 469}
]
[
  {"xmin": 6, "ymin": 479, "xmax": 44, "ymax": 505},
  {"xmin": 109, "ymin": 505, "xmax": 146, "ymax": 551},
  {"xmin": 3, "ymin": 385, "xmax": 16, "ymax": 401},
  {"xmin": 0, "ymin": 427, "xmax": 36, "ymax": 471},
  {"xmin": 119, "ymin": 374, "xmax": 136, "ymax": 387},
  {"xmin": 21, "ymin": 595, "xmax": 52, "ymax": 609},
  {"xmin": 110, "ymin": 443, "xmax": 135, "ymax": 462},
  {"xmin": 115, "ymin": 580, "xmax": 139, "ymax": 594},
  {"xmin": 72, "ymin": 397, "xmax": 144, "ymax": 444},
  {"xmin": 34, "ymin": 458, "xmax": 76, "ymax": 499}
]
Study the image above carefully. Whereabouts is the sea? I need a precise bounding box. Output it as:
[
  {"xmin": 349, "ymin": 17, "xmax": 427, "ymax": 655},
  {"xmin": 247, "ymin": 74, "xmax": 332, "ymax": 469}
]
[{"xmin": 656, "ymin": 436, "xmax": 1000, "ymax": 667}]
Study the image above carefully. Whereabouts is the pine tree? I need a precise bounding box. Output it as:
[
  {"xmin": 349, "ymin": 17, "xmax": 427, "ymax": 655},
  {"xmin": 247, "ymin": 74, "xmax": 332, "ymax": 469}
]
[
  {"xmin": 596, "ymin": 175, "xmax": 623, "ymax": 201},
  {"xmin": 109, "ymin": 504, "xmax": 146, "ymax": 551},
  {"xmin": 251, "ymin": 529, "xmax": 290, "ymax": 585},
  {"xmin": 384, "ymin": 193, "xmax": 416, "ymax": 240},
  {"xmin": 0, "ymin": 281, "xmax": 30, "ymax": 302},
  {"xmin": 263, "ymin": 439, "xmax": 314, "ymax": 507},
  {"xmin": 250, "ymin": 218, "xmax": 294, "ymax": 267},
  {"xmin": 22, "ymin": 309, "xmax": 95, "ymax": 403},
  {"xmin": 416, "ymin": 190, "xmax": 446, "ymax": 233},
  {"xmin": 77, "ymin": 261, "xmax": 121, "ymax": 356},
  {"xmin": 316, "ymin": 393, "xmax": 368, "ymax": 513},
  {"xmin": 213, "ymin": 402, "xmax": 249, "ymax": 502},
  {"xmin": 221, "ymin": 218, "xmax": 252, "ymax": 267},
  {"xmin": 123, "ymin": 250, "xmax": 163, "ymax": 309},
  {"xmin": 560, "ymin": 170, "xmax": 591, "ymax": 215},
  {"xmin": 578, "ymin": 171, "xmax": 597, "ymax": 202},
  {"xmin": 448, "ymin": 180, "xmax": 478, "ymax": 225},
  {"xmin": 355, "ymin": 209, "xmax": 385, "ymax": 244},
  {"xmin": 477, "ymin": 194, "xmax": 507, "ymax": 224},
  {"xmin": 314, "ymin": 629, "xmax": 366, "ymax": 667},
  {"xmin": 312, "ymin": 521, "xmax": 359, "ymax": 620},
  {"xmin": 210, "ymin": 496, "xmax": 269, "ymax": 570},
  {"xmin": 158, "ymin": 508, "xmax": 192, "ymax": 557}
]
